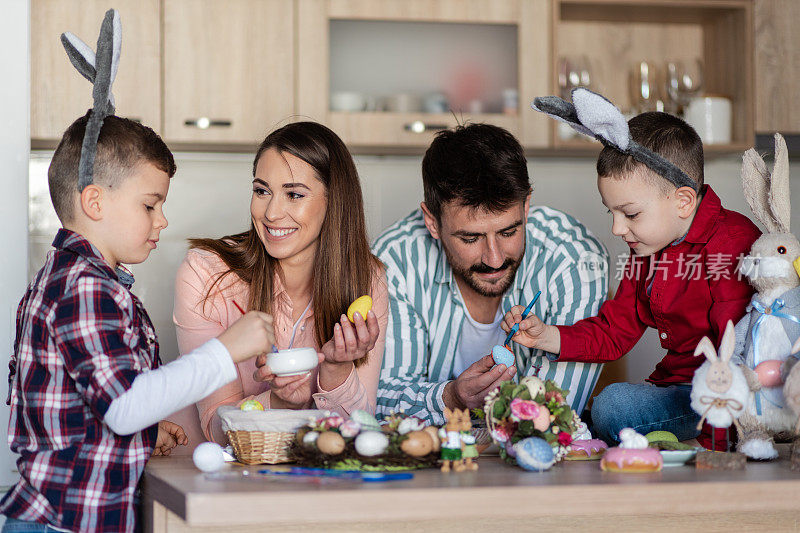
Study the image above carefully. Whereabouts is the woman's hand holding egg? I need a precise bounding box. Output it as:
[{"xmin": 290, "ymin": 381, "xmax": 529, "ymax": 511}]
[{"xmin": 322, "ymin": 310, "xmax": 380, "ymax": 365}]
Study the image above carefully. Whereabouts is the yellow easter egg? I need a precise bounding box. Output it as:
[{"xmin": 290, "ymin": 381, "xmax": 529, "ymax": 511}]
[
  {"xmin": 240, "ymin": 400, "xmax": 264, "ymax": 411},
  {"xmin": 347, "ymin": 295, "xmax": 373, "ymax": 323}
]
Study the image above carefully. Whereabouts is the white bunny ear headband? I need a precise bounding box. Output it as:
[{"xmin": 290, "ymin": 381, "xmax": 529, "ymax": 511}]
[
  {"xmin": 531, "ymin": 88, "xmax": 698, "ymax": 192},
  {"xmin": 60, "ymin": 9, "xmax": 122, "ymax": 191}
]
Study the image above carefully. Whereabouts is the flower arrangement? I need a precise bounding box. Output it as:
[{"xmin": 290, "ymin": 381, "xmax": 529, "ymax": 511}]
[
  {"xmin": 474, "ymin": 377, "xmax": 580, "ymax": 465},
  {"xmin": 290, "ymin": 410, "xmax": 441, "ymax": 471}
]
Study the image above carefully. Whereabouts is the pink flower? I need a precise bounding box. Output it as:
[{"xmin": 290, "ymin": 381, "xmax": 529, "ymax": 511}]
[
  {"xmin": 545, "ymin": 391, "xmax": 564, "ymax": 404},
  {"xmin": 558, "ymin": 432, "xmax": 573, "ymax": 446},
  {"xmin": 510, "ymin": 398, "xmax": 541, "ymax": 421},
  {"xmin": 322, "ymin": 416, "xmax": 344, "ymax": 429},
  {"xmin": 491, "ymin": 426, "xmax": 512, "ymax": 443}
]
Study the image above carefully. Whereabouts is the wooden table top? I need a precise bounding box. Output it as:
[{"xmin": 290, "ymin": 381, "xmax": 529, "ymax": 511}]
[{"xmin": 142, "ymin": 447, "xmax": 800, "ymax": 527}]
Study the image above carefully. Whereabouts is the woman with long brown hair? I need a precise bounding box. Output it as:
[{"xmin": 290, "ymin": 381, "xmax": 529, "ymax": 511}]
[{"xmin": 173, "ymin": 122, "xmax": 388, "ymax": 444}]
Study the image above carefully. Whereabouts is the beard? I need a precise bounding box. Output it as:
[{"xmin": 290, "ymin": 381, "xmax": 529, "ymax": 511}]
[{"xmin": 442, "ymin": 242, "xmax": 524, "ymax": 297}]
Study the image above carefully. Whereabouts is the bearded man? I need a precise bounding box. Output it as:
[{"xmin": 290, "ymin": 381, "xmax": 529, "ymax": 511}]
[{"xmin": 372, "ymin": 124, "xmax": 609, "ymax": 423}]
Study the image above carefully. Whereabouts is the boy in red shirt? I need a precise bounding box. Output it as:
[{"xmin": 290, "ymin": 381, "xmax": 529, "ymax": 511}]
[{"xmin": 506, "ymin": 93, "xmax": 760, "ymax": 449}]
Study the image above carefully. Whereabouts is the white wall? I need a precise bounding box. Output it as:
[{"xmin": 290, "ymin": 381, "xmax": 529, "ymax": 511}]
[
  {"xmin": 29, "ymin": 150, "xmax": 798, "ymax": 386},
  {"xmin": 0, "ymin": 0, "xmax": 29, "ymax": 488}
]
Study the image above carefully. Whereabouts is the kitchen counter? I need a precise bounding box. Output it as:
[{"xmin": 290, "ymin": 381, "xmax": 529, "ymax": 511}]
[{"xmin": 142, "ymin": 447, "xmax": 800, "ymax": 532}]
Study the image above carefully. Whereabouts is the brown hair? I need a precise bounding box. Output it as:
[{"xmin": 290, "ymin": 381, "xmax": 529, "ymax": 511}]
[
  {"xmin": 48, "ymin": 111, "xmax": 176, "ymax": 223},
  {"xmin": 422, "ymin": 123, "xmax": 531, "ymax": 221},
  {"xmin": 190, "ymin": 121, "xmax": 380, "ymax": 366},
  {"xmin": 596, "ymin": 111, "xmax": 704, "ymax": 191}
]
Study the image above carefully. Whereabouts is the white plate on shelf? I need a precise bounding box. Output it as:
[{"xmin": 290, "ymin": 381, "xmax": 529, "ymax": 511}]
[{"xmin": 659, "ymin": 448, "xmax": 699, "ymax": 467}]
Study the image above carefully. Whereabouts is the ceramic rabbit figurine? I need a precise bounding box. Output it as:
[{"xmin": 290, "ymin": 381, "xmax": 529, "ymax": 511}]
[
  {"xmin": 439, "ymin": 407, "xmax": 467, "ymax": 472},
  {"xmin": 732, "ymin": 133, "xmax": 800, "ymax": 459},
  {"xmin": 690, "ymin": 320, "xmax": 749, "ymax": 439}
]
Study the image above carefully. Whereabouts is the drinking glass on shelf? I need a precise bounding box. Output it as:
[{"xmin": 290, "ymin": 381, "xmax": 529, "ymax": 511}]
[
  {"xmin": 557, "ymin": 55, "xmax": 596, "ymax": 139},
  {"xmin": 630, "ymin": 60, "xmax": 666, "ymax": 114},
  {"xmin": 665, "ymin": 59, "xmax": 704, "ymax": 115}
]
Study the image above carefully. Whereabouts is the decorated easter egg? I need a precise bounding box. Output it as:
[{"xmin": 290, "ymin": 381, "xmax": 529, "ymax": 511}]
[
  {"xmin": 424, "ymin": 426, "xmax": 441, "ymax": 452},
  {"xmin": 302, "ymin": 431, "xmax": 320, "ymax": 447},
  {"xmin": 492, "ymin": 344, "xmax": 515, "ymax": 367},
  {"xmin": 350, "ymin": 410, "xmax": 382, "ymax": 431},
  {"xmin": 520, "ymin": 376, "xmax": 546, "ymax": 399},
  {"xmin": 347, "ymin": 295, "xmax": 373, "ymax": 323},
  {"xmin": 532, "ymin": 404, "xmax": 551, "ymax": 432},
  {"xmin": 645, "ymin": 430, "xmax": 678, "ymax": 444},
  {"xmin": 239, "ymin": 399, "xmax": 264, "ymax": 411},
  {"xmin": 755, "ymin": 360, "xmax": 784, "ymax": 387},
  {"xmin": 354, "ymin": 431, "xmax": 389, "ymax": 457},
  {"xmin": 316, "ymin": 431, "xmax": 346, "ymax": 455},
  {"xmin": 192, "ymin": 442, "xmax": 225, "ymax": 473},
  {"xmin": 401, "ymin": 430, "xmax": 434, "ymax": 457},
  {"xmin": 513, "ymin": 437, "xmax": 555, "ymax": 472}
]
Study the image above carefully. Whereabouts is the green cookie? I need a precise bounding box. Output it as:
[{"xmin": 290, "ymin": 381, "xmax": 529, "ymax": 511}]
[{"xmin": 645, "ymin": 430, "xmax": 678, "ymax": 443}]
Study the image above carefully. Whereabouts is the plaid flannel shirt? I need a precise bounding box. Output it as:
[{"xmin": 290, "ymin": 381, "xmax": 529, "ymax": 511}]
[{"xmin": 0, "ymin": 229, "xmax": 160, "ymax": 532}]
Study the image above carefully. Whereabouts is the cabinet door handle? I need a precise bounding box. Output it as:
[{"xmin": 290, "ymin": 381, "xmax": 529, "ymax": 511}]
[
  {"xmin": 184, "ymin": 118, "xmax": 233, "ymax": 129},
  {"xmin": 404, "ymin": 121, "xmax": 449, "ymax": 133}
]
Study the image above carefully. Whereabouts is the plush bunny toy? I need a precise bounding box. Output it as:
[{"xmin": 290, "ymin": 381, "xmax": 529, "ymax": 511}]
[
  {"xmin": 732, "ymin": 133, "xmax": 800, "ymax": 460},
  {"xmin": 60, "ymin": 8, "xmax": 121, "ymax": 191},
  {"xmin": 690, "ymin": 320, "xmax": 749, "ymax": 441}
]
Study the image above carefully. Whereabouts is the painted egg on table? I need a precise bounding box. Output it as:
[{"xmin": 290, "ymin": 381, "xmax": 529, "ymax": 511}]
[
  {"xmin": 239, "ymin": 399, "xmax": 264, "ymax": 411},
  {"xmin": 302, "ymin": 431, "xmax": 320, "ymax": 447},
  {"xmin": 192, "ymin": 442, "xmax": 225, "ymax": 473},
  {"xmin": 755, "ymin": 360, "xmax": 784, "ymax": 387},
  {"xmin": 492, "ymin": 344, "xmax": 515, "ymax": 368},
  {"xmin": 347, "ymin": 295, "xmax": 373, "ymax": 323},
  {"xmin": 532, "ymin": 404, "xmax": 551, "ymax": 432},
  {"xmin": 350, "ymin": 409, "xmax": 382, "ymax": 431},
  {"xmin": 354, "ymin": 431, "xmax": 389, "ymax": 457},
  {"xmin": 401, "ymin": 430, "xmax": 434, "ymax": 457},
  {"xmin": 316, "ymin": 431, "xmax": 346, "ymax": 455},
  {"xmin": 423, "ymin": 426, "xmax": 441, "ymax": 452},
  {"xmin": 513, "ymin": 437, "xmax": 556, "ymax": 472}
]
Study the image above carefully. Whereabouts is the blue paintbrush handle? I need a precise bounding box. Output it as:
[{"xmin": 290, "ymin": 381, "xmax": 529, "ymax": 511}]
[{"xmin": 504, "ymin": 290, "xmax": 541, "ymax": 346}]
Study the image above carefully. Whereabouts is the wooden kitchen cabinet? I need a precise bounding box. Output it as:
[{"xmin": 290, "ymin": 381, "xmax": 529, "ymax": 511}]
[
  {"xmin": 297, "ymin": 0, "xmax": 550, "ymax": 151},
  {"xmin": 31, "ymin": 0, "xmax": 161, "ymax": 141},
  {"xmin": 162, "ymin": 0, "xmax": 295, "ymax": 145},
  {"xmin": 754, "ymin": 0, "xmax": 800, "ymax": 133}
]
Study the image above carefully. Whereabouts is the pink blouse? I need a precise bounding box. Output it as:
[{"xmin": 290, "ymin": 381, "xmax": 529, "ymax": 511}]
[{"xmin": 173, "ymin": 248, "xmax": 389, "ymax": 444}]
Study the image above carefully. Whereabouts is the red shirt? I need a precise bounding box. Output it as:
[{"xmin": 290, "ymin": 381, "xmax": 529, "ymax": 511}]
[{"xmin": 556, "ymin": 186, "xmax": 761, "ymax": 385}]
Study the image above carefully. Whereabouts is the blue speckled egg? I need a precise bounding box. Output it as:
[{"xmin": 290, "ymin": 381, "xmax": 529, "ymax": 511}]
[
  {"xmin": 513, "ymin": 437, "xmax": 556, "ymax": 472},
  {"xmin": 492, "ymin": 344, "xmax": 515, "ymax": 367}
]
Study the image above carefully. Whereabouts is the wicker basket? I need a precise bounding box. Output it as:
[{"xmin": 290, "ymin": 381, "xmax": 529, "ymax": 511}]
[{"xmin": 226, "ymin": 430, "xmax": 295, "ymax": 465}]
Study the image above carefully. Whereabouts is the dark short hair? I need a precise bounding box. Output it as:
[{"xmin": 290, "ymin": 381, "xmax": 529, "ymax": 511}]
[
  {"xmin": 596, "ymin": 112, "xmax": 703, "ymax": 190},
  {"xmin": 422, "ymin": 123, "xmax": 531, "ymax": 221},
  {"xmin": 48, "ymin": 111, "xmax": 176, "ymax": 223}
]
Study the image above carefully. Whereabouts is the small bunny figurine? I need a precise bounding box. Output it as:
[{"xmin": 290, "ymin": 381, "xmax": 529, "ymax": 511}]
[
  {"xmin": 732, "ymin": 133, "xmax": 800, "ymax": 460},
  {"xmin": 439, "ymin": 407, "xmax": 467, "ymax": 472},
  {"xmin": 690, "ymin": 320, "xmax": 749, "ymax": 442}
]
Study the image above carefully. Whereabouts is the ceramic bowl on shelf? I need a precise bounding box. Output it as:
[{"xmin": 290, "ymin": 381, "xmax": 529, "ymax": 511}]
[{"xmin": 266, "ymin": 347, "xmax": 319, "ymax": 376}]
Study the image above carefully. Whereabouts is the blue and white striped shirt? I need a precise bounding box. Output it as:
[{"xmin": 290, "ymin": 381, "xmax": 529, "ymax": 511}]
[{"xmin": 373, "ymin": 206, "xmax": 609, "ymax": 424}]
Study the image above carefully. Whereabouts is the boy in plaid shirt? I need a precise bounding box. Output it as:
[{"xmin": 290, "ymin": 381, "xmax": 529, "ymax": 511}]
[{"xmin": 0, "ymin": 114, "xmax": 275, "ymax": 532}]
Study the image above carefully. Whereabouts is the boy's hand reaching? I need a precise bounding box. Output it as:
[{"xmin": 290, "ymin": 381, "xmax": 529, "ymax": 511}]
[
  {"xmin": 152, "ymin": 420, "xmax": 188, "ymax": 456},
  {"xmin": 217, "ymin": 311, "xmax": 275, "ymax": 363},
  {"xmin": 502, "ymin": 306, "xmax": 561, "ymax": 354}
]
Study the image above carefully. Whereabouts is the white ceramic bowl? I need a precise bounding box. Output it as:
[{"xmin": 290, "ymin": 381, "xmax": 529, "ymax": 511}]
[{"xmin": 267, "ymin": 347, "xmax": 319, "ymax": 376}]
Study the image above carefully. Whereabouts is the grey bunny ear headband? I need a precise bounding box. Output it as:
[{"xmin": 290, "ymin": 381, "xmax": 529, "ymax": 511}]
[
  {"xmin": 60, "ymin": 9, "xmax": 121, "ymax": 191},
  {"xmin": 531, "ymin": 88, "xmax": 698, "ymax": 192}
]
